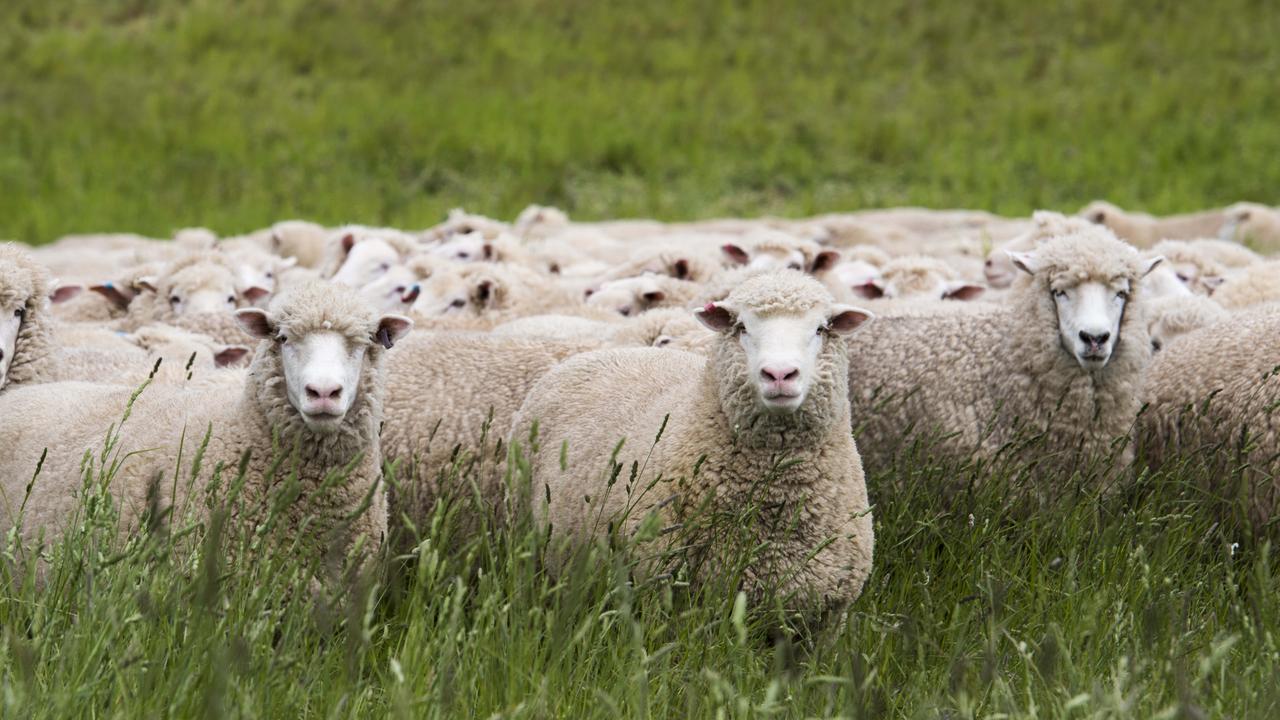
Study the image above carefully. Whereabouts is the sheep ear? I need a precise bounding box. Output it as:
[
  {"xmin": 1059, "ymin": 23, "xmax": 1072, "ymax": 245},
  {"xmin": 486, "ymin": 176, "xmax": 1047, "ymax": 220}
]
[
  {"xmin": 694, "ymin": 302, "xmax": 738, "ymax": 333},
  {"xmin": 942, "ymin": 282, "xmax": 986, "ymax": 301},
  {"xmin": 214, "ymin": 346, "xmax": 251, "ymax": 367},
  {"xmin": 243, "ymin": 286, "xmax": 271, "ymax": 303},
  {"xmin": 1007, "ymin": 250, "xmax": 1040, "ymax": 275},
  {"xmin": 373, "ymin": 314, "xmax": 414, "ymax": 349},
  {"xmin": 473, "ymin": 279, "xmax": 500, "ymax": 307},
  {"xmin": 49, "ymin": 283, "xmax": 83, "ymax": 304},
  {"xmin": 721, "ymin": 244, "xmax": 751, "ymax": 266},
  {"xmin": 89, "ymin": 282, "xmax": 134, "ymax": 310},
  {"xmin": 340, "ymin": 233, "xmax": 356, "ymax": 257},
  {"xmin": 135, "ymin": 276, "xmax": 159, "ymax": 293},
  {"xmin": 270, "ymin": 231, "xmax": 283, "ymax": 253},
  {"xmin": 849, "ymin": 280, "xmax": 885, "ymax": 299},
  {"xmin": 482, "ymin": 243, "xmax": 494, "ymax": 260},
  {"xmin": 642, "ymin": 290, "xmax": 666, "ymax": 303},
  {"xmin": 810, "ymin": 250, "xmax": 841, "ymax": 274},
  {"xmin": 672, "ymin": 259, "xmax": 690, "ymax": 280},
  {"xmin": 1141, "ymin": 255, "xmax": 1164, "ymax": 277},
  {"xmin": 825, "ymin": 306, "xmax": 874, "ymax": 335},
  {"xmin": 235, "ymin": 308, "xmax": 275, "ymax": 339}
]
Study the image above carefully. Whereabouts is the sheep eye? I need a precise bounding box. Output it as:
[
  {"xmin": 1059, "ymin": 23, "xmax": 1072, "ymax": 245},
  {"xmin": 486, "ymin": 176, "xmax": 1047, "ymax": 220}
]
[
  {"xmin": 226, "ymin": 295, "xmax": 236, "ymax": 304},
  {"xmin": 265, "ymin": 272, "xmax": 274, "ymax": 279},
  {"xmin": 275, "ymin": 333, "xmax": 288, "ymax": 344},
  {"xmin": 1051, "ymin": 289, "xmax": 1066, "ymax": 299},
  {"xmin": 1175, "ymin": 273, "xmax": 1189, "ymax": 282},
  {"xmin": 393, "ymin": 285, "xmax": 406, "ymax": 294},
  {"xmin": 787, "ymin": 263, "xmax": 802, "ymax": 270},
  {"xmin": 450, "ymin": 298, "xmax": 466, "ymax": 308},
  {"xmin": 1116, "ymin": 290, "xmax": 1129, "ymax": 300},
  {"xmin": 1151, "ymin": 339, "xmax": 1163, "ymax": 352},
  {"xmin": 169, "ymin": 295, "xmax": 181, "ymax": 305},
  {"xmin": 377, "ymin": 263, "xmax": 390, "ymax": 272},
  {"xmin": 14, "ymin": 306, "xmax": 24, "ymax": 319}
]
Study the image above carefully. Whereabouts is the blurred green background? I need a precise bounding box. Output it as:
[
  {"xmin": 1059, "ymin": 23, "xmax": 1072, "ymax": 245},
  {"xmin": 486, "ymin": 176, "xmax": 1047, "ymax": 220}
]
[{"xmin": 2, "ymin": 0, "xmax": 1278, "ymax": 243}]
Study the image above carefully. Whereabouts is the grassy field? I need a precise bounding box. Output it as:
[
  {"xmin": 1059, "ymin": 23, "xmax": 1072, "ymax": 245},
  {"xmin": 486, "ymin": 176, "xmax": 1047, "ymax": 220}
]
[
  {"xmin": 2, "ymin": 0, "xmax": 1280, "ymax": 243},
  {"xmin": 4, "ymin": 1, "xmax": 1280, "ymax": 718}
]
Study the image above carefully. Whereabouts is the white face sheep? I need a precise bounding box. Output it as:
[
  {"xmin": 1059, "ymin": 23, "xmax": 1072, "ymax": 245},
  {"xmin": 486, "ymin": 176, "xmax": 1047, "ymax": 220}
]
[
  {"xmin": 330, "ymin": 234, "xmax": 403, "ymax": 288},
  {"xmin": 358, "ymin": 263, "xmax": 423, "ymax": 314},
  {"xmin": 511, "ymin": 270, "xmax": 875, "ymax": 621},
  {"xmin": 142, "ymin": 260, "xmax": 241, "ymax": 316},
  {"xmin": 585, "ymin": 274, "xmax": 669, "ymax": 317},
  {"xmin": 696, "ymin": 296, "xmax": 868, "ymax": 412},
  {"xmin": 0, "ymin": 244, "xmax": 53, "ymax": 392},
  {"xmin": 237, "ymin": 304, "xmax": 412, "ymax": 433},
  {"xmin": 0, "ymin": 296, "xmax": 21, "ymax": 386},
  {"xmin": 1008, "ymin": 250, "xmax": 1159, "ymax": 371},
  {"xmin": 429, "ymin": 231, "xmax": 493, "ymax": 263}
]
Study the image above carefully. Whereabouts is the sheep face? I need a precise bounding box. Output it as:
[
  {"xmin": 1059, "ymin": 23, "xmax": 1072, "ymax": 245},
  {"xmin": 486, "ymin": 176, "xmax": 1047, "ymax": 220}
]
[
  {"xmin": 0, "ymin": 297, "xmax": 22, "ymax": 387},
  {"xmin": 416, "ymin": 267, "xmax": 504, "ymax": 317},
  {"xmin": 332, "ymin": 236, "xmax": 401, "ymax": 289},
  {"xmin": 228, "ymin": 248, "xmax": 294, "ymax": 306},
  {"xmin": 358, "ymin": 264, "xmax": 422, "ymax": 313},
  {"xmin": 148, "ymin": 264, "xmax": 240, "ymax": 316},
  {"xmin": 697, "ymin": 300, "xmax": 871, "ymax": 413},
  {"xmin": 1012, "ymin": 246, "xmax": 1162, "ymax": 372},
  {"xmin": 430, "ymin": 232, "xmax": 490, "ymax": 263},
  {"xmin": 585, "ymin": 275, "xmax": 665, "ymax": 317},
  {"xmin": 236, "ymin": 306, "xmax": 412, "ymax": 433},
  {"xmin": 984, "ymin": 251, "xmax": 1017, "ymax": 289}
]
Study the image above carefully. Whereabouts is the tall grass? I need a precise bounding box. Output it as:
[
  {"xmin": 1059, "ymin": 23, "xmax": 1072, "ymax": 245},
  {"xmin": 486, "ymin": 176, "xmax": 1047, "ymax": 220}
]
[{"xmin": 3, "ymin": 393, "xmax": 1278, "ymax": 718}]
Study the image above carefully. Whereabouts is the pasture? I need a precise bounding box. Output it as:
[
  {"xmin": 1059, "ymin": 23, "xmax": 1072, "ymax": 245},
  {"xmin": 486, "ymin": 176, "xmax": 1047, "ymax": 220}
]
[{"xmin": 2, "ymin": 2, "xmax": 1279, "ymax": 719}]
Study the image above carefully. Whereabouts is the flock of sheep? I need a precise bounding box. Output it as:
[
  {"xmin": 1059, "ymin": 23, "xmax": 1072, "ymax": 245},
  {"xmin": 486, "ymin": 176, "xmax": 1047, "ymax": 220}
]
[{"xmin": 0, "ymin": 199, "xmax": 1277, "ymax": 621}]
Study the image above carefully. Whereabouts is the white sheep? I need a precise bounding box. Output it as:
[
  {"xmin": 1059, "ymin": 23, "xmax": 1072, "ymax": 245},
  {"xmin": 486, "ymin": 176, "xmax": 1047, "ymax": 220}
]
[
  {"xmin": 0, "ymin": 244, "xmax": 56, "ymax": 392},
  {"xmin": 1143, "ymin": 294, "xmax": 1229, "ymax": 353},
  {"xmin": 0, "ymin": 281, "xmax": 412, "ymax": 580},
  {"xmin": 511, "ymin": 271, "xmax": 875, "ymax": 621},
  {"xmin": 847, "ymin": 227, "xmax": 1162, "ymax": 474},
  {"xmin": 1140, "ymin": 304, "xmax": 1280, "ymax": 524},
  {"xmin": 849, "ymin": 255, "xmax": 985, "ymax": 302},
  {"xmin": 1219, "ymin": 202, "xmax": 1280, "ymax": 254},
  {"xmin": 1078, "ymin": 200, "xmax": 1226, "ymax": 248},
  {"xmin": 583, "ymin": 273, "xmax": 703, "ymax": 317},
  {"xmin": 1210, "ymin": 261, "xmax": 1280, "ymax": 310},
  {"xmin": 323, "ymin": 226, "xmax": 421, "ymax": 288}
]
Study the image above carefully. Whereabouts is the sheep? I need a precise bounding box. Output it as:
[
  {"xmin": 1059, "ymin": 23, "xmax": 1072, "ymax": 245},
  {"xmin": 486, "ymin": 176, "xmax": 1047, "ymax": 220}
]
[
  {"xmin": 323, "ymin": 226, "xmax": 421, "ymax": 287},
  {"xmin": 1184, "ymin": 237, "xmax": 1264, "ymax": 269},
  {"xmin": 0, "ymin": 244, "xmax": 55, "ymax": 392},
  {"xmin": 583, "ymin": 273, "xmax": 704, "ymax": 317},
  {"xmin": 356, "ymin": 255, "xmax": 444, "ymax": 314},
  {"xmin": 1219, "ymin": 202, "xmax": 1280, "ymax": 254},
  {"xmin": 1146, "ymin": 240, "xmax": 1228, "ymax": 296},
  {"xmin": 427, "ymin": 230, "xmax": 534, "ymax": 266},
  {"xmin": 512, "ymin": 204, "xmax": 570, "ymax": 239},
  {"xmin": 114, "ymin": 253, "xmax": 244, "ymax": 332},
  {"xmin": 848, "ymin": 255, "xmax": 985, "ymax": 302},
  {"xmin": 419, "ymin": 208, "xmax": 510, "ymax": 244},
  {"xmin": 412, "ymin": 262, "xmax": 578, "ymax": 328},
  {"xmin": 1143, "ymin": 294, "xmax": 1229, "ymax": 353},
  {"xmin": 0, "ymin": 280, "xmax": 412, "ymax": 580},
  {"xmin": 1139, "ymin": 304, "xmax": 1280, "ymax": 524},
  {"xmin": 601, "ymin": 244, "xmax": 728, "ymax": 284},
  {"xmin": 1210, "ymin": 260, "xmax": 1280, "ymax": 310},
  {"xmin": 1078, "ymin": 201, "xmax": 1226, "ymax": 248},
  {"xmin": 721, "ymin": 229, "xmax": 840, "ymax": 275},
  {"xmin": 265, "ymin": 220, "xmax": 331, "ymax": 269},
  {"xmin": 379, "ymin": 333, "xmax": 599, "ymax": 543},
  {"xmin": 846, "ymin": 228, "xmax": 1163, "ymax": 476},
  {"xmin": 510, "ymin": 271, "xmax": 875, "ymax": 622}
]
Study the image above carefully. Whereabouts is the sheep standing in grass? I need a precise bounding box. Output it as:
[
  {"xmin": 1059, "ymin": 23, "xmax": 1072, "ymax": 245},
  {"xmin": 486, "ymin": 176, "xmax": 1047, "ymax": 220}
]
[
  {"xmin": 847, "ymin": 228, "xmax": 1162, "ymax": 477},
  {"xmin": 511, "ymin": 271, "xmax": 874, "ymax": 621},
  {"xmin": 1140, "ymin": 304, "xmax": 1280, "ymax": 524},
  {"xmin": 0, "ymin": 281, "xmax": 412, "ymax": 580}
]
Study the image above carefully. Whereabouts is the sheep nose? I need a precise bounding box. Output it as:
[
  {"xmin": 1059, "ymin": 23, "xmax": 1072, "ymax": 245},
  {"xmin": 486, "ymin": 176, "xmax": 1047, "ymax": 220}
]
[
  {"xmin": 305, "ymin": 382, "xmax": 343, "ymax": 401},
  {"xmin": 1079, "ymin": 331, "xmax": 1110, "ymax": 346},
  {"xmin": 760, "ymin": 365, "xmax": 799, "ymax": 383}
]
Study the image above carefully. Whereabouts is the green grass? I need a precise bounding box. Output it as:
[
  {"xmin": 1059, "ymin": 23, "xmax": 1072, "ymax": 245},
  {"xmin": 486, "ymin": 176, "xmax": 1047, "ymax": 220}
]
[
  {"xmin": 3, "ymin": 393, "xmax": 1278, "ymax": 718},
  {"xmin": 3, "ymin": 0, "xmax": 1280, "ymax": 244}
]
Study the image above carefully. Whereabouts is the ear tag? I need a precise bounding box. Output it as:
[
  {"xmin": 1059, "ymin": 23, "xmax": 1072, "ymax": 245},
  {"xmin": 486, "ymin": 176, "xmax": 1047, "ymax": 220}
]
[{"xmin": 377, "ymin": 326, "xmax": 393, "ymax": 349}]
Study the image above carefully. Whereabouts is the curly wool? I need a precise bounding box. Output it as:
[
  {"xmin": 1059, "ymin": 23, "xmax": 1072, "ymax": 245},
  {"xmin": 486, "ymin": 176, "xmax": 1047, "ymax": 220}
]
[
  {"xmin": 1140, "ymin": 305, "xmax": 1280, "ymax": 524},
  {"xmin": 848, "ymin": 229, "xmax": 1154, "ymax": 478},
  {"xmin": 513, "ymin": 272, "xmax": 873, "ymax": 621},
  {"xmin": 0, "ymin": 243, "xmax": 55, "ymax": 389}
]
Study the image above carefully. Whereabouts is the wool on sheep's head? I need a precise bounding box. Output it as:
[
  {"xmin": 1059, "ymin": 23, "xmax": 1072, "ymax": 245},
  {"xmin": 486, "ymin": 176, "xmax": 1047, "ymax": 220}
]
[
  {"xmin": 695, "ymin": 270, "xmax": 871, "ymax": 436},
  {"xmin": 0, "ymin": 244, "xmax": 54, "ymax": 390},
  {"xmin": 1008, "ymin": 227, "xmax": 1162, "ymax": 373},
  {"xmin": 236, "ymin": 280, "xmax": 412, "ymax": 436}
]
